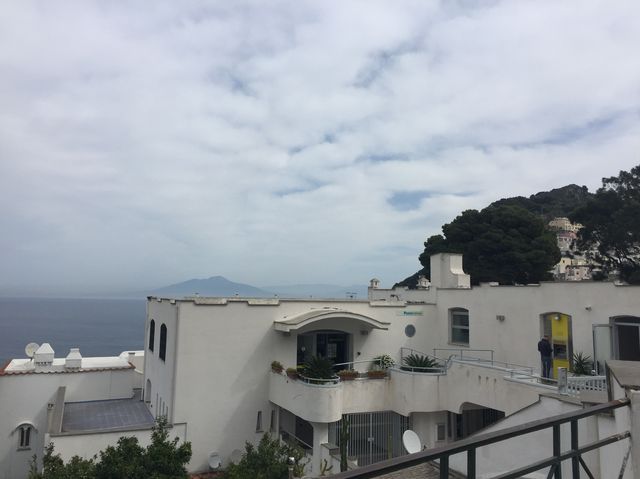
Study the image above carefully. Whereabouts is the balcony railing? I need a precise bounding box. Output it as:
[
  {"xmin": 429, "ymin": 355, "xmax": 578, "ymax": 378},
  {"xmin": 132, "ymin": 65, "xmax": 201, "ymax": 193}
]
[{"xmin": 330, "ymin": 398, "xmax": 630, "ymax": 479}]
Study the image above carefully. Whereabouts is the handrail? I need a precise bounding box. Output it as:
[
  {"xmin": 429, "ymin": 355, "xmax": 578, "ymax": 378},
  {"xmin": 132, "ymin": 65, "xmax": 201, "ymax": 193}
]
[
  {"xmin": 434, "ymin": 348, "xmax": 495, "ymax": 363},
  {"xmin": 330, "ymin": 398, "xmax": 630, "ymax": 479}
]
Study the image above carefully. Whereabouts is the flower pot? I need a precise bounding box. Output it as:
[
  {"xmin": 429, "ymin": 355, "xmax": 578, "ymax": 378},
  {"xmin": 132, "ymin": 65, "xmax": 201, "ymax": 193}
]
[
  {"xmin": 338, "ymin": 371, "xmax": 359, "ymax": 381},
  {"xmin": 367, "ymin": 370, "xmax": 387, "ymax": 379}
]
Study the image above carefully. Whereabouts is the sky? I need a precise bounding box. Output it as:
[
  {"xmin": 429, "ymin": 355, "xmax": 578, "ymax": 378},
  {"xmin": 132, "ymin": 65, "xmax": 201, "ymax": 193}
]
[{"xmin": 1, "ymin": 1, "xmax": 639, "ymax": 296}]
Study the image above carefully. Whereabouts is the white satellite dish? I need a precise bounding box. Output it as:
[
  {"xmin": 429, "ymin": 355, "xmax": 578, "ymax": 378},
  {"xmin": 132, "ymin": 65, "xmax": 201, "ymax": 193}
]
[
  {"xmin": 25, "ymin": 343, "xmax": 40, "ymax": 358},
  {"xmin": 208, "ymin": 452, "xmax": 222, "ymax": 469},
  {"xmin": 402, "ymin": 429, "xmax": 421, "ymax": 454}
]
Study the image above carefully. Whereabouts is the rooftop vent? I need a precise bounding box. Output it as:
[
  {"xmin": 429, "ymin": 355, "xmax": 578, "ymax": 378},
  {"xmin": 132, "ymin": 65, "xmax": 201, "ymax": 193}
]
[
  {"xmin": 65, "ymin": 348, "xmax": 82, "ymax": 369},
  {"xmin": 34, "ymin": 343, "xmax": 54, "ymax": 366}
]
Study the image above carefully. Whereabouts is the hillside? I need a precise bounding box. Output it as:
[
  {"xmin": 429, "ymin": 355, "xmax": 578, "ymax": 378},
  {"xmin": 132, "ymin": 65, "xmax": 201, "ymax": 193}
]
[{"xmin": 149, "ymin": 276, "xmax": 271, "ymax": 298}]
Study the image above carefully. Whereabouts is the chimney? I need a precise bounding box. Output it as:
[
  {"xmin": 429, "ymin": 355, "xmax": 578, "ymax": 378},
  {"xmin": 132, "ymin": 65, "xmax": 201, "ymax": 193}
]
[
  {"xmin": 65, "ymin": 348, "xmax": 82, "ymax": 369},
  {"xmin": 34, "ymin": 343, "xmax": 54, "ymax": 366}
]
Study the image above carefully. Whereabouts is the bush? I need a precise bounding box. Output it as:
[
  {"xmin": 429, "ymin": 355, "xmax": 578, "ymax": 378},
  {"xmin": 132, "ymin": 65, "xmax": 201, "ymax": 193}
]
[
  {"xmin": 271, "ymin": 360, "xmax": 284, "ymax": 373},
  {"xmin": 224, "ymin": 434, "xmax": 307, "ymax": 479}
]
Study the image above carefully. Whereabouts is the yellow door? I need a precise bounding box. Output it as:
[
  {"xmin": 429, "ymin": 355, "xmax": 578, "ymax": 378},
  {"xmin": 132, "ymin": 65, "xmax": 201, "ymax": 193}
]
[{"xmin": 551, "ymin": 314, "xmax": 570, "ymax": 378}]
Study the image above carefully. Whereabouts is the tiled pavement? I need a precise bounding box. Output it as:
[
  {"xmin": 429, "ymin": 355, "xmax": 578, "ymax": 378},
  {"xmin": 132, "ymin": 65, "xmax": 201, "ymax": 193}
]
[{"xmin": 62, "ymin": 393, "xmax": 154, "ymax": 433}]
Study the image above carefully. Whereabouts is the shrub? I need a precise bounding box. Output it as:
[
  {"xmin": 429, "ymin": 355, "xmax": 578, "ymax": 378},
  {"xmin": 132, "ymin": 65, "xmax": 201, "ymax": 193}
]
[
  {"xmin": 337, "ymin": 369, "xmax": 359, "ymax": 380},
  {"xmin": 286, "ymin": 367, "xmax": 298, "ymax": 379}
]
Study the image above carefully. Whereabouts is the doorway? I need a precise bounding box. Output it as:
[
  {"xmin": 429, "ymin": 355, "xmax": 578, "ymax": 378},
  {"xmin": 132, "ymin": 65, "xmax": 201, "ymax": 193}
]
[
  {"xmin": 297, "ymin": 330, "xmax": 351, "ymax": 367},
  {"xmin": 541, "ymin": 313, "xmax": 573, "ymax": 378},
  {"xmin": 613, "ymin": 317, "xmax": 640, "ymax": 361}
]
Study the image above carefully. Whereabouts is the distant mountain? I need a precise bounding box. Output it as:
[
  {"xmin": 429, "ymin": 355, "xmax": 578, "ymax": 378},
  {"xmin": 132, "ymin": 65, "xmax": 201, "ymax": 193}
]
[
  {"xmin": 149, "ymin": 276, "xmax": 272, "ymax": 298},
  {"xmin": 490, "ymin": 184, "xmax": 593, "ymax": 221},
  {"xmin": 263, "ymin": 283, "xmax": 368, "ymax": 299}
]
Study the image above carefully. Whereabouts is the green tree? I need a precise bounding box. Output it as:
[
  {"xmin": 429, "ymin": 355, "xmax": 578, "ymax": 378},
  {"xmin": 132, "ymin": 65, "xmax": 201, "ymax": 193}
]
[
  {"xmin": 28, "ymin": 417, "xmax": 191, "ymax": 479},
  {"xmin": 415, "ymin": 204, "xmax": 560, "ymax": 285},
  {"xmin": 223, "ymin": 434, "xmax": 306, "ymax": 479},
  {"xmin": 572, "ymin": 165, "xmax": 640, "ymax": 284}
]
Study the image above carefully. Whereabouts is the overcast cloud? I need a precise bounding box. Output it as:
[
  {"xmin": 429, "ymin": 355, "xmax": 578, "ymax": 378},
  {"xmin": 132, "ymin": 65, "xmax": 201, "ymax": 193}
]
[{"xmin": 1, "ymin": 1, "xmax": 639, "ymax": 295}]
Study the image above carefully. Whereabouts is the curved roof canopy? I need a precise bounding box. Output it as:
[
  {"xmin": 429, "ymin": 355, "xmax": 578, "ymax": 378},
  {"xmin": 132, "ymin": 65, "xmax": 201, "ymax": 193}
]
[{"xmin": 274, "ymin": 309, "xmax": 390, "ymax": 333}]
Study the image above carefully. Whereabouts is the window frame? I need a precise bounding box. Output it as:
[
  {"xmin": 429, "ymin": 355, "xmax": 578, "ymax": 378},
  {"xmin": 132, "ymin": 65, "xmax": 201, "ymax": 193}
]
[
  {"xmin": 449, "ymin": 308, "xmax": 470, "ymax": 346},
  {"xmin": 16, "ymin": 424, "xmax": 34, "ymax": 450}
]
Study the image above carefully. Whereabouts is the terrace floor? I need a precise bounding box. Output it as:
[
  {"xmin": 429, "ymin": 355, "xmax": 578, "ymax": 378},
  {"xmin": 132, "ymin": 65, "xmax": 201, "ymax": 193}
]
[{"xmin": 62, "ymin": 389, "xmax": 154, "ymax": 433}]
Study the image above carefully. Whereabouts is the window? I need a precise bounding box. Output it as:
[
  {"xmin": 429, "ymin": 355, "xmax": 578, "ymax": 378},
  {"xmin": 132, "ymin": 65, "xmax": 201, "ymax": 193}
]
[
  {"xmin": 450, "ymin": 308, "xmax": 469, "ymax": 345},
  {"xmin": 17, "ymin": 424, "xmax": 33, "ymax": 449},
  {"xmin": 256, "ymin": 411, "xmax": 263, "ymax": 432},
  {"xmin": 159, "ymin": 324, "xmax": 167, "ymax": 361},
  {"xmin": 270, "ymin": 409, "xmax": 276, "ymax": 432},
  {"xmin": 436, "ymin": 423, "xmax": 446, "ymax": 442},
  {"xmin": 149, "ymin": 320, "xmax": 155, "ymax": 352}
]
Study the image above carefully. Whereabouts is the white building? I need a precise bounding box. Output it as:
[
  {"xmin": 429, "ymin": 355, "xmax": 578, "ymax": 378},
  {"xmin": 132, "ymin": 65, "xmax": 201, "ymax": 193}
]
[{"xmin": 3, "ymin": 253, "xmax": 640, "ymax": 478}]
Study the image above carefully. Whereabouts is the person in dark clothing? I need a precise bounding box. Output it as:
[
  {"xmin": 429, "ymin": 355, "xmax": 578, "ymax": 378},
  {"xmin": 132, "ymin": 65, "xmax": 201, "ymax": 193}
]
[{"xmin": 538, "ymin": 335, "xmax": 553, "ymax": 379}]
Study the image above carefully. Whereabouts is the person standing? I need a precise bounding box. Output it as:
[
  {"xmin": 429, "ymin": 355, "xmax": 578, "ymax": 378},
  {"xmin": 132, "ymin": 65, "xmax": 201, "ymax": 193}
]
[{"xmin": 538, "ymin": 335, "xmax": 553, "ymax": 379}]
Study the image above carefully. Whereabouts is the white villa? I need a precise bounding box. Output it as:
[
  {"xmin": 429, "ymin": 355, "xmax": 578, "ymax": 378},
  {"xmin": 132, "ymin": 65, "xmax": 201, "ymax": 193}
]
[{"xmin": 2, "ymin": 253, "xmax": 640, "ymax": 478}]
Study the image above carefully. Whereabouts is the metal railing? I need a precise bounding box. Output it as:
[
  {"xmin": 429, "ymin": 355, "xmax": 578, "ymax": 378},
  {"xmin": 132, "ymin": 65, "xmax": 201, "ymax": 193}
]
[
  {"xmin": 567, "ymin": 375, "xmax": 607, "ymax": 396},
  {"xmin": 433, "ymin": 348, "xmax": 494, "ymax": 363},
  {"xmin": 330, "ymin": 398, "xmax": 631, "ymax": 479}
]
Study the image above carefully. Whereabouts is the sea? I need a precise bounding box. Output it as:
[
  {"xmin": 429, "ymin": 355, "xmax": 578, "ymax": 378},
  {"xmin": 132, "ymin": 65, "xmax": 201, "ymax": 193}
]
[{"xmin": 0, "ymin": 297, "xmax": 146, "ymax": 364}]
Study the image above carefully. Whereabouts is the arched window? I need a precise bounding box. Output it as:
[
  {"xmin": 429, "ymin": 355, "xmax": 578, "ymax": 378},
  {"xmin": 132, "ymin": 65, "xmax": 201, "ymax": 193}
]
[
  {"xmin": 159, "ymin": 324, "xmax": 167, "ymax": 361},
  {"xmin": 15, "ymin": 423, "xmax": 35, "ymax": 449},
  {"xmin": 149, "ymin": 320, "xmax": 155, "ymax": 352},
  {"xmin": 449, "ymin": 308, "xmax": 469, "ymax": 346}
]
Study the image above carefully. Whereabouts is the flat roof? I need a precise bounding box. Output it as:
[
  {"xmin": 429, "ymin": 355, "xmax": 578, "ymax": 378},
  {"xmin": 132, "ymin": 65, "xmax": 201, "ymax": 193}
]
[
  {"xmin": 1, "ymin": 356, "xmax": 133, "ymax": 375},
  {"xmin": 59, "ymin": 392, "xmax": 154, "ymax": 434}
]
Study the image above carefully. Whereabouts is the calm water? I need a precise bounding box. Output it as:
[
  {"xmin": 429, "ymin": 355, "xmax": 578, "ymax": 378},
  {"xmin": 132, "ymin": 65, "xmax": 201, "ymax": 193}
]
[{"xmin": 0, "ymin": 298, "xmax": 146, "ymax": 364}]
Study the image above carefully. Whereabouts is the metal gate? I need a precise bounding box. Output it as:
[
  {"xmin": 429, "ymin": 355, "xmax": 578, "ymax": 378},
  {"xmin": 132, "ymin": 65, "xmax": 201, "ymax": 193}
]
[{"xmin": 329, "ymin": 411, "xmax": 411, "ymax": 467}]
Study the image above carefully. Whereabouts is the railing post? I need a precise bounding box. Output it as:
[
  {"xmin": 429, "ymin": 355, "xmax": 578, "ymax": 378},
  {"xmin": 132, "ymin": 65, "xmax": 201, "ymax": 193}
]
[
  {"xmin": 571, "ymin": 420, "xmax": 579, "ymax": 479},
  {"xmin": 557, "ymin": 367, "xmax": 568, "ymax": 395},
  {"xmin": 553, "ymin": 424, "xmax": 562, "ymax": 479},
  {"xmin": 440, "ymin": 455, "xmax": 449, "ymax": 479},
  {"xmin": 467, "ymin": 447, "xmax": 476, "ymax": 479}
]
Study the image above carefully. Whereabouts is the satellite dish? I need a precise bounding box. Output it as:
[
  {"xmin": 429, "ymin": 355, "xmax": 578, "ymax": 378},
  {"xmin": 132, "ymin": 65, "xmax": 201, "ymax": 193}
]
[
  {"xmin": 402, "ymin": 430, "xmax": 421, "ymax": 454},
  {"xmin": 208, "ymin": 452, "xmax": 222, "ymax": 469},
  {"xmin": 25, "ymin": 343, "xmax": 40, "ymax": 358}
]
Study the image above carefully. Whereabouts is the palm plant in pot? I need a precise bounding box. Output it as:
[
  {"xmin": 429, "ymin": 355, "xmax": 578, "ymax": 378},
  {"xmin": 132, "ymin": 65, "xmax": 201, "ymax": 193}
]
[
  {"xmin": 401, "ymin": 353, "xmax": 442, "ymax": 372},
  {"xmin": 302, "ymin": 356, "xmax": 337, "ymax": 384}
]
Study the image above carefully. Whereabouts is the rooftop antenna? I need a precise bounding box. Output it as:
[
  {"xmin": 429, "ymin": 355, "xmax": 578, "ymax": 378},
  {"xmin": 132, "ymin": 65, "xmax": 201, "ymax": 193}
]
[{"xmin": 25, "ymin": 342, "xmax": 40, "ymax": 360}]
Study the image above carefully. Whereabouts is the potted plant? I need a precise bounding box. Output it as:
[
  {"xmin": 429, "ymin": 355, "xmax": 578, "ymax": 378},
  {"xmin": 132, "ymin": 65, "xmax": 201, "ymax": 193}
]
[
  {"xmin": 271, "ymin": 360, "xmax": 284, "ymax": 374},
  {"xmin": 302, "ymin": 356, "xmax": 338, "ymax": 384},
  {"xmin": 373, "ymin": 354, "xmax": 395, "ymax": 370},
  {"xmin": 286, "ymin": 367, "xmax": 299, "ymax": 379},
  {"xmin": 401, "ymin": 353, "xmax": 442, "ymax": 372},
  {"xmin": 337, "ymin": 369, "xmax": 359, "ymax": 381},
  {"xmin": 367, "ymin": 369, "xmax": 387, "ymax": 379}
]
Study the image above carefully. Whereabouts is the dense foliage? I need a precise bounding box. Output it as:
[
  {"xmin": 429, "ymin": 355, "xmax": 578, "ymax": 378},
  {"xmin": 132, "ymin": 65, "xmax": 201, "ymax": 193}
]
[
  {"xmin": 571, "ymin": 165, "xmax": 640, "ymax": 284},
  {"xmin": 223, "ymin": 434, "xmax": 307, "ymax": 479},
  {"xmin": 401, "ymin": 353, "xmax": 441, "ymax": 371},
  {"xmin": 410, "ymin": 204, "xmax": 560, "ymax": 285},
  {"xmin": 491, "ymin": 184, "xmax": 593, "ymax": 221},
  {"xmin": 28, "ymin": 417, "xmax": 191, "ymax": 479}
]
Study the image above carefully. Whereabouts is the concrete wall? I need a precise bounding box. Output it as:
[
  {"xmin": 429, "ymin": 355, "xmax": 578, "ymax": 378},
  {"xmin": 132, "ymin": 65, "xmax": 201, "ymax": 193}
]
[
  {"xmin": 0, "ymin": 368, "xmax": 135, "ymax": 479},
  {"xmin": 47, "ymin": 423, "xmax": 188, "ymax": 464}
]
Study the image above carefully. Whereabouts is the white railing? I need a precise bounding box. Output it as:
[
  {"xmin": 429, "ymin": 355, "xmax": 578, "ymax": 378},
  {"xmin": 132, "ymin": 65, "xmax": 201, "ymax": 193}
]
[{"xmin": 566, "ymin": 375, "xmax": 607, "ymax": 396}]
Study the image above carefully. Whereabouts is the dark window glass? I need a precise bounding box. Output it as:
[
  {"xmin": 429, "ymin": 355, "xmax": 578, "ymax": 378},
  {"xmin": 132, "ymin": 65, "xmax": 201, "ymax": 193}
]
[
  {"xmin": 159, "ymin": 324, "xmax": 167, "ymax": 361},
  {"xmin": 149, "ymin": 320, "xmax": 155, "ymax": 352}
]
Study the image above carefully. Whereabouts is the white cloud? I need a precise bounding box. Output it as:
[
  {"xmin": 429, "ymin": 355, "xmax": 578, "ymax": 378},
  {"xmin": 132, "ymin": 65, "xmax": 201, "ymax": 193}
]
[{"xmin": 1, "ymin": 0, "xmax": 639, "ymax": 294}]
